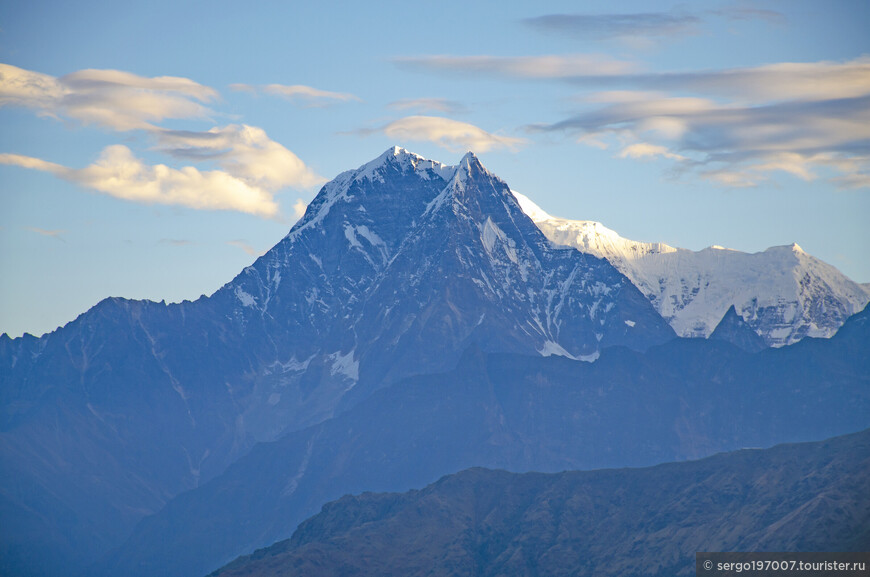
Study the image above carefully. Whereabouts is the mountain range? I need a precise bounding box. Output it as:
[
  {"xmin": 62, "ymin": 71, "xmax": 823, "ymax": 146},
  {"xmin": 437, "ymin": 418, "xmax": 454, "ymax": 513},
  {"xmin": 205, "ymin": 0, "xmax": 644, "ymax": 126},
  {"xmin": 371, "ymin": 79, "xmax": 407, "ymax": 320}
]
[
  {"xmin": 0, "ymin": 147, "xmax": 867, "ymax": 577},
  {"xmin": 513, "ymin": 191, "xmax": 870, "ymax": 347},
  {"xmin": 0, "ymin": 147, "xmax": 673, "ymax": 577},
  {"xmin": 209, "ymin": 428, "xmax": 870, "ymax": 577},
  {"xmin": 96, "ymin": 303, "xmax": 869, "ymax": 577}
]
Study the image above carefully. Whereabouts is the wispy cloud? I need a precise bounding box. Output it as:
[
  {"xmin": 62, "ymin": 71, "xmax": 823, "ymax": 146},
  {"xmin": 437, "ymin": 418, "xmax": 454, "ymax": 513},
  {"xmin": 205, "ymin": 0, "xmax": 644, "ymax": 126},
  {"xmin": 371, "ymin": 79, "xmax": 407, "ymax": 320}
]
[
  {"xmin": 231, "ymin": 83, "xmax": 361, "ymax": 107},
  {"xmin": 356, "ymin": 115, "xmax": 526, "ymax": 153},
  {"xmin": 1, "ymin": 146, "xmax": 281, "ymax": 217},
  {"xmin": 292, "ymin": 198, "xmax": 308, "ymax": 221},
  {"xmin": 395, "ymin": 54, "xmax": 637, "ymax": 79},
  {"xmin": 227, "ymin": 239, "xmax": 259, "ymax": 256},
  {"xmin": 522, "ymin": 12, "xmax": 702, "ymax": 40},
  {"xmin": 0, "ymin": 63, "xmax": 217, "ymax": 131},
  {"xmin": 388, "ymin": 98, "xmax": 468, "ymax": 115},
  {"xmin": 619, "ymin": 143, "xmax": 686, "ymax": 161},
  {"xmin": 159, "ymin": 238, "xmax": 194, "ymax": 246},
  {"xmin": 418, "ymin": 54, "xmax": 870, "ymax": 103},
  {"xmin": 25, "ymin": 227, "xmax": 66, "ymax": 241},
  {"xmin": 227, "ymin": 83, "xmax": 256, "ymax": 94},
  {"xmin": 529, "ymin": 57, "xmax": 870, "ymax": 188},
  {"xmin": 521, "ymin": 8, "xmax": 786, "ymax": 43},
  {"xmin": 710, "ymin": 7, "xmax": 787, "ymax": 24},
  {"xmin": 572, "ymin": 58, "xmax": 870, "ymax": 102}
]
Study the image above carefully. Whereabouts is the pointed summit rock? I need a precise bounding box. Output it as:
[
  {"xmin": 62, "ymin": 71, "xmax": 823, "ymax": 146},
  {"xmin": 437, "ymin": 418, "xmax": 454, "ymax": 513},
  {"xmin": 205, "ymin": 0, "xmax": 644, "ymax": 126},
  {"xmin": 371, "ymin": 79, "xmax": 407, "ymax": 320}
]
[{"xmin": 709, "ymin": 305, "xmax": 767, "ymax": 352}]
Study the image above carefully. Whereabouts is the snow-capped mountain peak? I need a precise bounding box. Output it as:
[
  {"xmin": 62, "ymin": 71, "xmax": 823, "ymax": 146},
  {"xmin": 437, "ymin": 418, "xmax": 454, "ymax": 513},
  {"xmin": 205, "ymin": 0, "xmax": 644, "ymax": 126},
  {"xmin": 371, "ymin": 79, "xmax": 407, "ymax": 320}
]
[
  {"xmin": 233, "ymin": 158, "xmax": 869, "ymax": 351},
  {"xmin": 511, "ymin": 191, "xmax": 870, "ymax": 347},
  {"xmin": 512, "ymin": 191, "xmax": 676, "ymax": 262},
  {"xmin": 355, "ymin": 146, "xmax": 456, "ymax": 183},
  {"xmin": 284, "ymin": 147, "xmax": 456, "ymax": 244},
  {"xmin": 219, "ymin": 148, "xmax": 674, "ymax": 419}
]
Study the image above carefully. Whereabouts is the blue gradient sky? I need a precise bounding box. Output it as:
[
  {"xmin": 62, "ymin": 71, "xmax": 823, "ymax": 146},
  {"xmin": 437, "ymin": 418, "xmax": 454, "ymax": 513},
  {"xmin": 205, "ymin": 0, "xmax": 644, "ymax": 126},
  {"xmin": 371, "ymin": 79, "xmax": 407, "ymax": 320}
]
[{"xmin": 1, "ymin": 0, "xmax": 869, "ymax": 337}]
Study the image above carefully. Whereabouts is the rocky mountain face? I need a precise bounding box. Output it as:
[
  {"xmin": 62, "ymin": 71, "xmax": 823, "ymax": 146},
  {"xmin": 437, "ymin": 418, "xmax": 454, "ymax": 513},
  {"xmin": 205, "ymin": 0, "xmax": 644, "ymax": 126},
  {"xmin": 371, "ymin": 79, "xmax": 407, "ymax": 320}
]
[
  {"xmin": 96, "ymin": 305, "xmax": 870, "ymax": 577},
  {"xmin": 513, "ymin": 192, "xmax": 870, "ymax": 347},
  {"xmin": 0, "ymin": 148, "xmax": 674, "ymax": 577},
  {"xmin": 224, "ymin": 148, "xmax": 675, "ymax": 410},
  {"xmin": 209, "ymin": 428, "xmax": 870, "ymax": 577}
]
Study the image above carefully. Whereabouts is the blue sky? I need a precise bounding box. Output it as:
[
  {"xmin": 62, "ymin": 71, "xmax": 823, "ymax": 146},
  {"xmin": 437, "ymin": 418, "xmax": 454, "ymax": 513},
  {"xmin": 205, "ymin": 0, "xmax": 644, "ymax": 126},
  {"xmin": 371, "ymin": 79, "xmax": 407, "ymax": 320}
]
[{"xmin": 1, "ymin": 0, "xmax": 868, "ymax": 337}]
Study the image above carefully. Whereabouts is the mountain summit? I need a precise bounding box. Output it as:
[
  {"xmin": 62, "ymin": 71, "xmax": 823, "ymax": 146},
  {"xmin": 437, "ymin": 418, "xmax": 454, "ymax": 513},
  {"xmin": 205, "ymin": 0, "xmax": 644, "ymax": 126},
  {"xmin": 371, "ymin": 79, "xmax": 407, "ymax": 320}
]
[{"xmin": 212, "ymin": 147, "xmax": 675, "ymax": 406}]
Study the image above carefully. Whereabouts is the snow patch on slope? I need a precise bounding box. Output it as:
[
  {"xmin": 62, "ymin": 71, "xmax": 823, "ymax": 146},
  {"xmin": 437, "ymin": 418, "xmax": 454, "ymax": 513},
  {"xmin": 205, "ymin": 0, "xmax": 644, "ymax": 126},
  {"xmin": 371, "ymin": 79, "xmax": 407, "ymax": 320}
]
[
  {"xmin": 235, "ymin": 286, "xmax": 257, "ymax": 308},
  {"xmin": 329, "ymin": 350, "xmax": 359, "ymax": 383},
  {"xmin": 538, "ymin": 340, "xmax": 577, "ymax": 360}
]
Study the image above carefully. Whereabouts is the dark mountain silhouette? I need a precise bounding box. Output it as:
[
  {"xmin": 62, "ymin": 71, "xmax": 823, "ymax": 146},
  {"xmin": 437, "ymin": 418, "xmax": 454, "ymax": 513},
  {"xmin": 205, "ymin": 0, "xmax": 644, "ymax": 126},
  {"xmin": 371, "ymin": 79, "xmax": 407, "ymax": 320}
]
[{"xmin": 210, "ymin": 429, "xmax": 870, "ymax": 577}]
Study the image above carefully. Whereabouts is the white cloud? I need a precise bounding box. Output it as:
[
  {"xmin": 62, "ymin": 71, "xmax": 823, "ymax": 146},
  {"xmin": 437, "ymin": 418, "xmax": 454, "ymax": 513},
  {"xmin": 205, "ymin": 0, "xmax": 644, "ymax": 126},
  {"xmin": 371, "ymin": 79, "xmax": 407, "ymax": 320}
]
[
  {"xmin": 0, "ymin": 153, "xmax": 66, "ymax": 174},
  {"xmin": 833, "ymin": 172, "xmax": 870, "ymax": 189},
  {"xmin": 227, "ymin": 240, "xmax": 259, "ymax": 256},
  {"xmin": 1, "ymin": 64, "xmax": 324, "ymax": 215},
  {"xmin": 395, "ymin": 54, "xmax": 638, "ymax": 79},
  {"xmin": 649, "ymin": 58, "xmax": 870, "ymax": 103},
  {"xmin": 155, "ymin": 124, "xmax": 325, "ymax": 190},
  {"xmin": 522, "ymin": 9, "xmax": 787, "ymax": 43},
  {"xmin": 292, "ymin": 198, "xmax": 308, "ymax": 220},
  {"xmin": 619, "ymin": 143, "xmax": 685, "ymax": 161},
  {"xmin": 711, "ymin": 7, "xmax": 787, "ymax": 24},
  {"xmin": 25, "ymin": 227, "xmax": 66, "ymax": 240},
  {"xmin": 228, "ymin": 83, "xmax": 257, "ymax": 94},
  {"xmin": 0, "ymin": 64, "xmax": 66, "ymax": 111},
  {"xmin": 0, "ymin": 63, "xmax": 217, "ymax": 131},
  {"xmin": 701, "ymin": 168, "xmax": 758, "ymax": 188},
  {"xmin": 159, "ymin": 239, "xmax": 194, "ymax": 246},
  {"xmin": 376, "ymin": 116, "xmax": 526, "ymax": 153},
  {"xmin": 522, "ymin": 12, "xmax": 702, "ymax": 40},
  {"xmin": 388, "ymin": 98, "xmax": 468, "ymax": 114},
  {"xmin": 232, "ymin": 83, "xmax": 361, "ymax": 107},
  {"xmin": 749, "ymin": 152, "xmax": 817, "ymax": 181},
  {"xmin": 1, "ymin": 146, "xmax": 280, "ymax": 218},
  {"xmin": 535, "ymin": 57, "xmax": 870, "ymax": 188}
]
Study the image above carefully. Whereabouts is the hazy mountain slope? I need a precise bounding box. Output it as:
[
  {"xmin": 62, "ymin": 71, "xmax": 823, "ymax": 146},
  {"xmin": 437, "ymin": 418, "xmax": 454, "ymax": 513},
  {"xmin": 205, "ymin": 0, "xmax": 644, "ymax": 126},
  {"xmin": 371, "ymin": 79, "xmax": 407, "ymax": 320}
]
[
  {"xmin": 210, "ymin": 428, "xmax": 870, "ymax": 577},
  {"xmin": 98, "ymin": 305, "xmax": 870, "ymax": 577},
  {"xmin": 513, "ymin": 192, "xmax": 870, "ymax": 347}
]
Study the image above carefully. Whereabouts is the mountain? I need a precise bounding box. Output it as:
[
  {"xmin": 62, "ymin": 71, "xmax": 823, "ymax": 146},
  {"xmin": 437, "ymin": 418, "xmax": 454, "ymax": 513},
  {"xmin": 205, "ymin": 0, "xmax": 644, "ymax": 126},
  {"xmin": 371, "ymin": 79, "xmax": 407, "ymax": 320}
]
[
  {"xmin": 209, "ymin": 429, "xmax": 870, "ymax": 577},
  {"xmin": 0, "ymin": 148, "xmax": 674, "ymax": 577},
  {"xmin": 708, "ymin": 306, "xmax": 767, "ymax": 352},
  {"xmin": 224, "ymin": 148, "xmax": 674, "ymax": 408},
  {"xmin": 512, "ymin": 192, "xmax": 870, "ymax": 347},
  {"xmin": 97, "ymin": 305, "xmax": 870, "ymax": 577}
]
